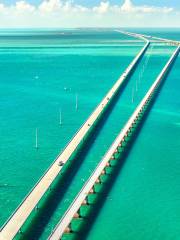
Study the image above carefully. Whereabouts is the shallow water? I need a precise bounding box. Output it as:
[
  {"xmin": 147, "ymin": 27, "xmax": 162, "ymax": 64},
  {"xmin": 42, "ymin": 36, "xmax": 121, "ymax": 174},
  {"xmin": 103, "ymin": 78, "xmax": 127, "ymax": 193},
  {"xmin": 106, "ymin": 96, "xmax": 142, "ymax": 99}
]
[
  {"xmin": 0, "ymin": 29, "xmax": 179, "ymax": 240},
  {"xmin": 84, "ymin": 37, "xmax": 180, "ymax": 240},
  {"xmin": 0, "ymin": 30, "xmax": 141, "ymax": 227}
]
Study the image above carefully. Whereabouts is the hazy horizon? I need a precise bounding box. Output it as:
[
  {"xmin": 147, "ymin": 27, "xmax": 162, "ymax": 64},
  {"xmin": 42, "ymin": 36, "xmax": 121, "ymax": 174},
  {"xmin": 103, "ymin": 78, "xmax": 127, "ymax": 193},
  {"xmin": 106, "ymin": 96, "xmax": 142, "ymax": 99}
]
[{"xmin": 0, "ymin": 0, "xmax": 179, "ymax": 28}]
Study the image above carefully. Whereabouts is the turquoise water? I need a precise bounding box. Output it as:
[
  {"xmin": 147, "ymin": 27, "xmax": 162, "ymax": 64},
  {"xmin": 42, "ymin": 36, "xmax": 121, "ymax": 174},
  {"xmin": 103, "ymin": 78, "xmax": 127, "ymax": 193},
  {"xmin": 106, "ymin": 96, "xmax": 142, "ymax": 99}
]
[
  {"xmin": 27, "ymin": 45, "xmax": 175, "ymax": 240},
  {"xmin": 0, "ymin": 29, "xmax": 138, "ymax": 47},
  {"xmin": 131, "ymin": 28, "xmax": 180, "ymax": 41},
  {"xmin": 84, "ymin": 41, "xmax": 180, "ymax": 239},
  {"xmin": 0, "ymin": 30, "xmax": 141, "ymax": 228},
  {"xmin": 0, "ymin": 29, "xmax": 179, "ymax": 240}
]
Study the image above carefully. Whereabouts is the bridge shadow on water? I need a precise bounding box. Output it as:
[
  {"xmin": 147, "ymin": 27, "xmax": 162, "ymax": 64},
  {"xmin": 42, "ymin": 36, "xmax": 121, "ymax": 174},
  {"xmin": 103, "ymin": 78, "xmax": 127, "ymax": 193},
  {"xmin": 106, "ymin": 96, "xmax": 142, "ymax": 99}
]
[
  {"xmin": 17, "ymin": 48, "xmax": 150, "ymax": 239},
  {"xmin": 75, "ymin": 105, "xmax": 153, "ymax": 240},
  {"xmin": 18, "ymin": 48, "xmax": 177, "ymax": 239},
  {"xmin": 72, "ymin": 63, "xmax": 177, "ymax": 240},
  {"xmin": 19, "ymin": 69, "xmax": 139, "ymax": 240}
]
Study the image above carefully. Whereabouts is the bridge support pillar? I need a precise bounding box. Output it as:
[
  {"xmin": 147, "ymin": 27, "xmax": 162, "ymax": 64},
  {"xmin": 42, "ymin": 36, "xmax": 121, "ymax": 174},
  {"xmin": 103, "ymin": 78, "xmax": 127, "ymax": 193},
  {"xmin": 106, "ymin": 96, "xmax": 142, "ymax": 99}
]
[
  {"xmin": 89, "ymin": 188, "xmax": 95, "ymax": 194},
  {"xmin": 64, "ymin": 227, "xmax": 71, "ymax": 233},
  {"xmin": 101, "ymin": 170, "xmax": 106, "ymax": 175},
  {"xmin": 82, "ymin": 199, "xmax": 88, "ymax": 205},
  {"xmin": 106, "ymin": 162, "xmax": 110, "ymax": 167},
  {"xmin": 96, "ymin": 178, "xmax": 101, "ymax": 184},
  {"xmin": 73, "ymin": 212, "xmax": 80, "ymax": 219}
]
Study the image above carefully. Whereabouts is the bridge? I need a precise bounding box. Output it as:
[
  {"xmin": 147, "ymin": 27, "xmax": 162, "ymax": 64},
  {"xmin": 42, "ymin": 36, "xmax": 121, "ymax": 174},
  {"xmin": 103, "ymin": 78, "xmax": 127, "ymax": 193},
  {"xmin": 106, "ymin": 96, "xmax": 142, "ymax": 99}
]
[
  {"xmin": 143, "ymin": 35, "xmax": 180, "ymax": 46},
  {"xmin": 48, "ymin": 44, "xmax": 180, "ymax": 240},
  {"xmin": 0, "ymin": 31, "xmax": 150, "ymax": 240},
  {"xmin": 118, "ymin": 30, "xmax": 180, "ymax": 46}
]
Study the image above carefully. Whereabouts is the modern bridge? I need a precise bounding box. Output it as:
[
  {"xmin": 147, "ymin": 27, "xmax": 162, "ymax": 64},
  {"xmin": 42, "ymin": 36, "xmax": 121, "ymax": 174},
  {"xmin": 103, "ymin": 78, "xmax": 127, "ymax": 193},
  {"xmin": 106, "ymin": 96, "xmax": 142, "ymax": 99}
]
[
  {"xmin": 0, "ymin": 31, "xmax": 150, "ymax": 240},
  {"xmin": 48, "ymin": 44, "xmax": 180, "ymax": 240},
  {"xmin": 0, "ymin": 30, "xmax": 179, "ymax": 240}
]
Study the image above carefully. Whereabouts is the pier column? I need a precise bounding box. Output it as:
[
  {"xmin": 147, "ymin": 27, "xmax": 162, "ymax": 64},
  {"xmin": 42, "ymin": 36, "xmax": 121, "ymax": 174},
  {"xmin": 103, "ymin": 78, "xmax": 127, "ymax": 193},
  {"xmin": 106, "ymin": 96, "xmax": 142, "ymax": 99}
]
[
  {"xmin": 73, "ymin": 212, "xmax": 80, "ymax": 219},
  {"xmin": 64, "ymin": 227, "xmax": 71, "ymax": 233}
]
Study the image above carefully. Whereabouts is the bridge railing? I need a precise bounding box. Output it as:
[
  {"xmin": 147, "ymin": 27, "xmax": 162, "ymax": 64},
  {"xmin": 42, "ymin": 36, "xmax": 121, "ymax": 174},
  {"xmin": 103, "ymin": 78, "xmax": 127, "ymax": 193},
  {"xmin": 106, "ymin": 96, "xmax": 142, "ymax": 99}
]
[
  {"xmin": 49, "ymin": 45, "xmax": 180, "ymax": 240},
  {"xmin": 0, "ymin": 32, "xmax": 149, "ymax": 240},
  {"xmin": 118, "ymin": 29, "xmax": 180, "ymax": 46}
]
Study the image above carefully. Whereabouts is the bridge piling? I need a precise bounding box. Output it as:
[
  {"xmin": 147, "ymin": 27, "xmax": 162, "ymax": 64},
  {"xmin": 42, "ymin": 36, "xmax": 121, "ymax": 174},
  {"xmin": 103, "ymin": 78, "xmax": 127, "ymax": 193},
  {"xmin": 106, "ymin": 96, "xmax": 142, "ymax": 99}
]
[
  {"xmin": 0, "ymin": 31, "xmax": 150, "ymax": 240},
  {"xmin": 48, "ymin": 44, "xmax": 180, "ymax": 240}
]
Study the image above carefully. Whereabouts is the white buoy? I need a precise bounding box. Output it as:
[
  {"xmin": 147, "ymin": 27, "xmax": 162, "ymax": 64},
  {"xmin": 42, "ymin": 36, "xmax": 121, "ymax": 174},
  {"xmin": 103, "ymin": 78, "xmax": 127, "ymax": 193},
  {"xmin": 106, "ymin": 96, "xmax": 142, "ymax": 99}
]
[
  {"xmin": 76, "ymin": 93, "xmax": 78, "ymax": 111},
  {"xmin": 35, "ymin": 128, "xmax": 38, "ymax": 149},
  {"xmin": 59, "ymin": 108, "xmax": 62, "ymax": 126}
]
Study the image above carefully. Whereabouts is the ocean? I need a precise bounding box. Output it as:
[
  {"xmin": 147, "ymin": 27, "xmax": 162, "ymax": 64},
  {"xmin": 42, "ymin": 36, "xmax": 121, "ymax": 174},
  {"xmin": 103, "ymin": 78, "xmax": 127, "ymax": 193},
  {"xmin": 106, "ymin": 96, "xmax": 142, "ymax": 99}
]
[{"xmin": 0, "ymin": 29, "xmax": 179, "ymax": 240}]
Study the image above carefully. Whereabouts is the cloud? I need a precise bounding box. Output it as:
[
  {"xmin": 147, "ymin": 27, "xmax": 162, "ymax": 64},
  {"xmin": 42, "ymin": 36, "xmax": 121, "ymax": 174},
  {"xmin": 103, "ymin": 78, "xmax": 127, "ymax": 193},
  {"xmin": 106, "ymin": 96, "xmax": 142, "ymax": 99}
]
[
  {"xmin": 0, "ymin": 3, "xmax": 5, "ymax": 11},
  {"xmin": 121, "ymin": 0, "xmax": 173, "ymax": 13},
  {"xmin": 15, "ymin": 1, "xmax": 35, "ymax": 12},
  {"xmin": 121, "ymin": 0, "xmax": 134, "ymax": 12},
  {"xmin": 0, "ymin": 0, "xmax": 178, "ymax": 28},
  {"xmin": 93, "ymin": 1, "xmax": 110, "ymax": 14},
  {"xmin": 38, "ymin": 0, "xmax": 88, "ymax": 13},
  {"xmin": 39, "ymin": 0, "xmax": 62, "ymax": 13}
]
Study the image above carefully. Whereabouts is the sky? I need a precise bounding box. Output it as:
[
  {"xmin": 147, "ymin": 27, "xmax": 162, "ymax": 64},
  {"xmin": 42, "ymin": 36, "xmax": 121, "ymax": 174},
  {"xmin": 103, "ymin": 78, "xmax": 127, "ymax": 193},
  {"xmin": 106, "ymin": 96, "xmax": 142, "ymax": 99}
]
[{"xmin": 0, "ymin": 0, "xmax": 179, "ymax": 28}]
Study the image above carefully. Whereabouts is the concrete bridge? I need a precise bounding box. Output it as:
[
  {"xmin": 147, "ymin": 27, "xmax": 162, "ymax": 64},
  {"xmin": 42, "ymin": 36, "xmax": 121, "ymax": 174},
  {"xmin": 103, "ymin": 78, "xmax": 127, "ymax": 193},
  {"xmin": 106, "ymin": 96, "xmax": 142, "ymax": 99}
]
[
  {"xmin": 0, "ymin": 31, "xmax": 150, "ymax": 240},
  {"xmin": 48, "ymin": 44, "xmax": 180, "ymax": 240},
  {"xmin": 117, "ymin": 30, "xmax": 180, "ymax": 46}
]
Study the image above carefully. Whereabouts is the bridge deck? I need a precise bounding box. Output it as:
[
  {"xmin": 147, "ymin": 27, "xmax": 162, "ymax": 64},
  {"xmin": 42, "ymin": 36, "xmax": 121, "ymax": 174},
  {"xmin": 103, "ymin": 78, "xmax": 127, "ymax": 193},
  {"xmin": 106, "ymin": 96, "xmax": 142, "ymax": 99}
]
[
  {"xmin": 117, "ymin": 30, "xmax": 180, "ymax": 46},
  {"xmin": 0, "ymin": 32, "xmax": 149, "ymax": 240},
  {"xmin": 48, "ymin": 45, "xmax": 180, "ymax": 240}
]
